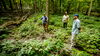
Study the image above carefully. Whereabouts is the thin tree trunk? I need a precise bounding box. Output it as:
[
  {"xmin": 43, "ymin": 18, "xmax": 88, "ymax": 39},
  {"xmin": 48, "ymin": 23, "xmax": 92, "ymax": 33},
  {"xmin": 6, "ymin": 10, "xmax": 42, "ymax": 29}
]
[
  {"xmin": 0, "ymin": 1, "xmax": 2, "ymax": 11},
  {"xmin": 36, "ymin": 0, "xmax": 38, "ymax": 13},
  {"xmin": 46, "ymin": 0, "xmax": 49, "ymax": 18},
  {"xmin": 60, "ymin": 0, "xmax": 62, "ymax": 13},
  {"xmin": 40, "ymin": 0, "xmax": 43, "ymax": 12},
  {"xmin": 51, "ymin": 0, "xmax": 54, "ymax": 14},
  {"xmin": 32, "ymin": 0, "xmax": 34, "ymax": 13},
  {"xmin": 13, "ymin": 0, "xmax": 18, "ymax": 10},
  {"xmin": 20, "ymin": 0, "xmax": 22, "ymax": 11},
  {"xmin": 9, "ymin": 0, "xmax": 13, "ymax": 10},
  {"xmin": 67, "ymin": 1, "xmax": 71, "ymax": 13},
  {"xmin": 54, "ymin": 0, "xmax": 57, "ymax": 14},
  {"xmin": 77, "ymin": 2, "xmax": 80, "ymax": 12},
  {"xmin": 38, "ymin": 0, "xmax": 41, "ymax": 12},
  {"xmin": 88, "ymin": 0, "xmax": 93, "ymax": 16},
  {"xmin": 1, "ymin": 0, "xmax": 7, "ymax": 10},
  {"xmin": 46, "ymin": 0, "xmax": 49, "ymax": 32},
  {"xmin": 33, "ymin": 0, "xmax": 37, "ymax": 13}
]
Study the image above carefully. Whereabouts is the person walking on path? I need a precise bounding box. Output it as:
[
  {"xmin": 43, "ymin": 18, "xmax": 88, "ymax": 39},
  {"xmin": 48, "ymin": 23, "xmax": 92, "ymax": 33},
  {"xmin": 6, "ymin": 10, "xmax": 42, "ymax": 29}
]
[
  {"xmin": 62, "ymin": 12, "xmax": 69, "ymax": 28},
  {"xmin": 41, "ymin": 13, "xmax": 48, "ymax": 32},
  {"xmin": 70, "ymin": 14, "xmax": 81, "ymax": 50}
]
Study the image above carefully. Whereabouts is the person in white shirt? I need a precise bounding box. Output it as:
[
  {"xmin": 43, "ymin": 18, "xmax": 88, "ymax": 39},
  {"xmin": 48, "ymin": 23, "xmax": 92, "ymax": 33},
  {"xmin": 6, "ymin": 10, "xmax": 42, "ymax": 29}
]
[
  {"xmin": 62, "ymin": 12, "xmax": 69, "ymax": 28},
  {"xmin": 70, "ymin": 14, "xmax": 81, "ymax": 50}
]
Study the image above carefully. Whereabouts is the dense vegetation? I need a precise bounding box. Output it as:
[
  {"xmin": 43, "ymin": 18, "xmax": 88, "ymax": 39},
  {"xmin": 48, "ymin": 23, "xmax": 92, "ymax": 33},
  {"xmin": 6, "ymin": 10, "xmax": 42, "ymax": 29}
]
[
  {"xmin": 0, "ymin": 0, "xmax": 100, "ymax": 16},
  {"xmin": 0, "ymin": 0, "xmax": 100, "ymax": 56},
  {"xmin": 0, "ymin": 13, "xmax": 100, "ymax": 56}
]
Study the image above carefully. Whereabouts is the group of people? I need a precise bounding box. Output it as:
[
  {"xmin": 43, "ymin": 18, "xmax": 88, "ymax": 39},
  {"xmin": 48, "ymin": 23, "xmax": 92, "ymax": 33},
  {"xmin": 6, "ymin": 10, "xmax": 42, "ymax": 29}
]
[{"xmin": 40, "ymin": 12, "xmax": 81, "ymax": 50}]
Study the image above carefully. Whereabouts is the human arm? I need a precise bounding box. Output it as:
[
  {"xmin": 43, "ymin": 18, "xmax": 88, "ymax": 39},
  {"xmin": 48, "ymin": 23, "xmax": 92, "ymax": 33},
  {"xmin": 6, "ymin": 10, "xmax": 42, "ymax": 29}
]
[
  {"xmin": 40, "ymin": 16, "xmax": 43, "ymax": 20},
  {"xmin": 67, "ymin": 15, "xmax": 69, "ymax": 22},
  {"xmin": 77, "ymin": 21, "xmax": 81, "ymax": 32}
]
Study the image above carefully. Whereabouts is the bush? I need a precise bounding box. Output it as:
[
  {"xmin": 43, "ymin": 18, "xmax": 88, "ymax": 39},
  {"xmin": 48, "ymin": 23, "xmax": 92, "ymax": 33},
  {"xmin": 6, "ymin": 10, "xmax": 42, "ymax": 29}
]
[
  {"xmin": 0, "ymin": 38, "xmax": 65, "ymax": 56},
  {"xmin": 76, "ymin": 28, "xmax": 100, "ymax": 54},
  {"xmin": 72, "ymin": 49, "xmax": 92, "ymax": 56}
]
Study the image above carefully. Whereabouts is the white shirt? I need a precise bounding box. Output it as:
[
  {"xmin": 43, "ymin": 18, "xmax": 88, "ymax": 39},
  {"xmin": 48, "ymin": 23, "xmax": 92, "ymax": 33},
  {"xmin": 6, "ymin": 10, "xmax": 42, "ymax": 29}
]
[
  {"xmin": 72, "ymin": 19, "xmax": 80, "ymax": 35},
  {"xmin": 62, "ymin": 15, "xmax": 69, "ymax": 23}
]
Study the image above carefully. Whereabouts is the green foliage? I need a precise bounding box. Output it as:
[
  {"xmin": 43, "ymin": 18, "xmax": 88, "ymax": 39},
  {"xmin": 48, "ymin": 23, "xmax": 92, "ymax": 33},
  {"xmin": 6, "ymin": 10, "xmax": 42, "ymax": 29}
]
[
  {"xmin": 0, "ymin": 34, "xmax": 8, "ymax": 39},
  {"xmin": 0, "ymin": 38, "xmax": 65, "ymax": 56},
  {"xmin": 0, "ymin": 17, "xmax": 11, "ymax": 25},
  {"xmin": 13, "ymin": 14, "xmax": 44, "ymax": 38},
  {"xmin": 50, "ymin": 15, "xmax": 62, "ymax": 27},
  {"xmin": 76, "ymin": 29, "xmax": 100, "ymax": 54},
  {"xmin": 75, "ymin": 15, "xmax": 100, "ymax": 54},
  {"xmin": 0, "ymin": 27, "xmax": 10, "ymax": 39},
  {"xmin": 72, "ymin": 49, "xmax": 92, "ymax": 56},
  {"xmin": 0, "ymin": 14, "xmax": 100, "ymax": 56},
  {"xmin": 54, "ymin": 29, "xmax": 69, "ymax": 41}
]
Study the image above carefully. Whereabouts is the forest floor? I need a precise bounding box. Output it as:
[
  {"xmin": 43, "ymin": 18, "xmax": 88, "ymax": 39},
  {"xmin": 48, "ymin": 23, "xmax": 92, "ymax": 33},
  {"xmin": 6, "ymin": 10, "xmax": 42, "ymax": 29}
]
[{"xmin": 0, "ymin": 13, "xmax": 100, "ymax": 56}]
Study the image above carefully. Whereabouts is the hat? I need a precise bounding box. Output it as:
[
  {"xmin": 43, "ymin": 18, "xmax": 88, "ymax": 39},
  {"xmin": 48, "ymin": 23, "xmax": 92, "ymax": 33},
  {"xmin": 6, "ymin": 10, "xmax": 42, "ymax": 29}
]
[{"xmin": 74, "ymin": 14, "xmax": 79, "ymax": 17}]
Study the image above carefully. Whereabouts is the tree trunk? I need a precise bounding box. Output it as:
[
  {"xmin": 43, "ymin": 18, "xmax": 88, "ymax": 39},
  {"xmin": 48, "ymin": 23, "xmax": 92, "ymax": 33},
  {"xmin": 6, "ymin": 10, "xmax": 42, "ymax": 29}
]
[
  {"xmin": 9, "ymin": 0, "xmax": 13, "ymax": 10},
  {"xmin": 33, "ymin": 0, "xmax": 37, "ymax": 13},
  {"xmin": 67, "ymin": 1, "xmax": 71, "ymax": 13},
  {"xmin": 46, "ymin": 0, "xmax": 49, "ymax": 17},
  {"xmin": 60, "ymin": 0, "xmax": 62, "ymax": 13},
  {"xmin": 1, "ymin": 0, "xmax": 7, "ymax": 10},
  {"xmin": 39, "ymin": 0, "xmax": 42, "ymax": 12},
  {"xmin": 20, "ymin": 0, "xmax": 22, "ymax": 11},
  {"xmin": 77, "ymin": 2, "xmax": 80, "ymax": 12},
  {"xmin": 88, "ymin": 0, "xmax": 93, "ymax": 16},
  {"xmin": 13, "ymin": 0, "xmax": 18, "ymax": 10},
  {"xmin": 0, "ymin": 1, "xmax": 2, "ymax": 11},
  {"xmin": 51, "ymin": 0, "xmax": 54, "ymax": 14}
]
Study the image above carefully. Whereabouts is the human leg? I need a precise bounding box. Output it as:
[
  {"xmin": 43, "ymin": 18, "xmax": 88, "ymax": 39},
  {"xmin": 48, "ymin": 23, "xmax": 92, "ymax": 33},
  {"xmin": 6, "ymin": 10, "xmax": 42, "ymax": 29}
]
[{"xmin": 70, "ymin": 33, "xmax": 75, "ymax": 50}]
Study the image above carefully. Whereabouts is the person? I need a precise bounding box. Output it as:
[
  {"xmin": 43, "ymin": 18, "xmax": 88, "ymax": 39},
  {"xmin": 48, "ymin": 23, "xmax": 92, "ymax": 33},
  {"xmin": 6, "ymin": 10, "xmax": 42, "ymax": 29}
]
[
  {"xmin": 70, "ymin": 14, "xmax": 81, "ymax": 50},
  {"xmin": 62, "ymin": 12, "xmax": 69, "ymax": 28},
  {"xmin": 41, "ymin": 13, "xmax": 48, "ymax": 32}
]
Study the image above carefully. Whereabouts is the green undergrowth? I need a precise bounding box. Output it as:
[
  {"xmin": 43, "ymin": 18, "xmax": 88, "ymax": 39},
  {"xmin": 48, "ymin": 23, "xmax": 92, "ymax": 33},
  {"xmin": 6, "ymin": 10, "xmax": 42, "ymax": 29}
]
[{"xmin": 0, "ymin": 13, "xmax": 100, "ymax": 56}]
